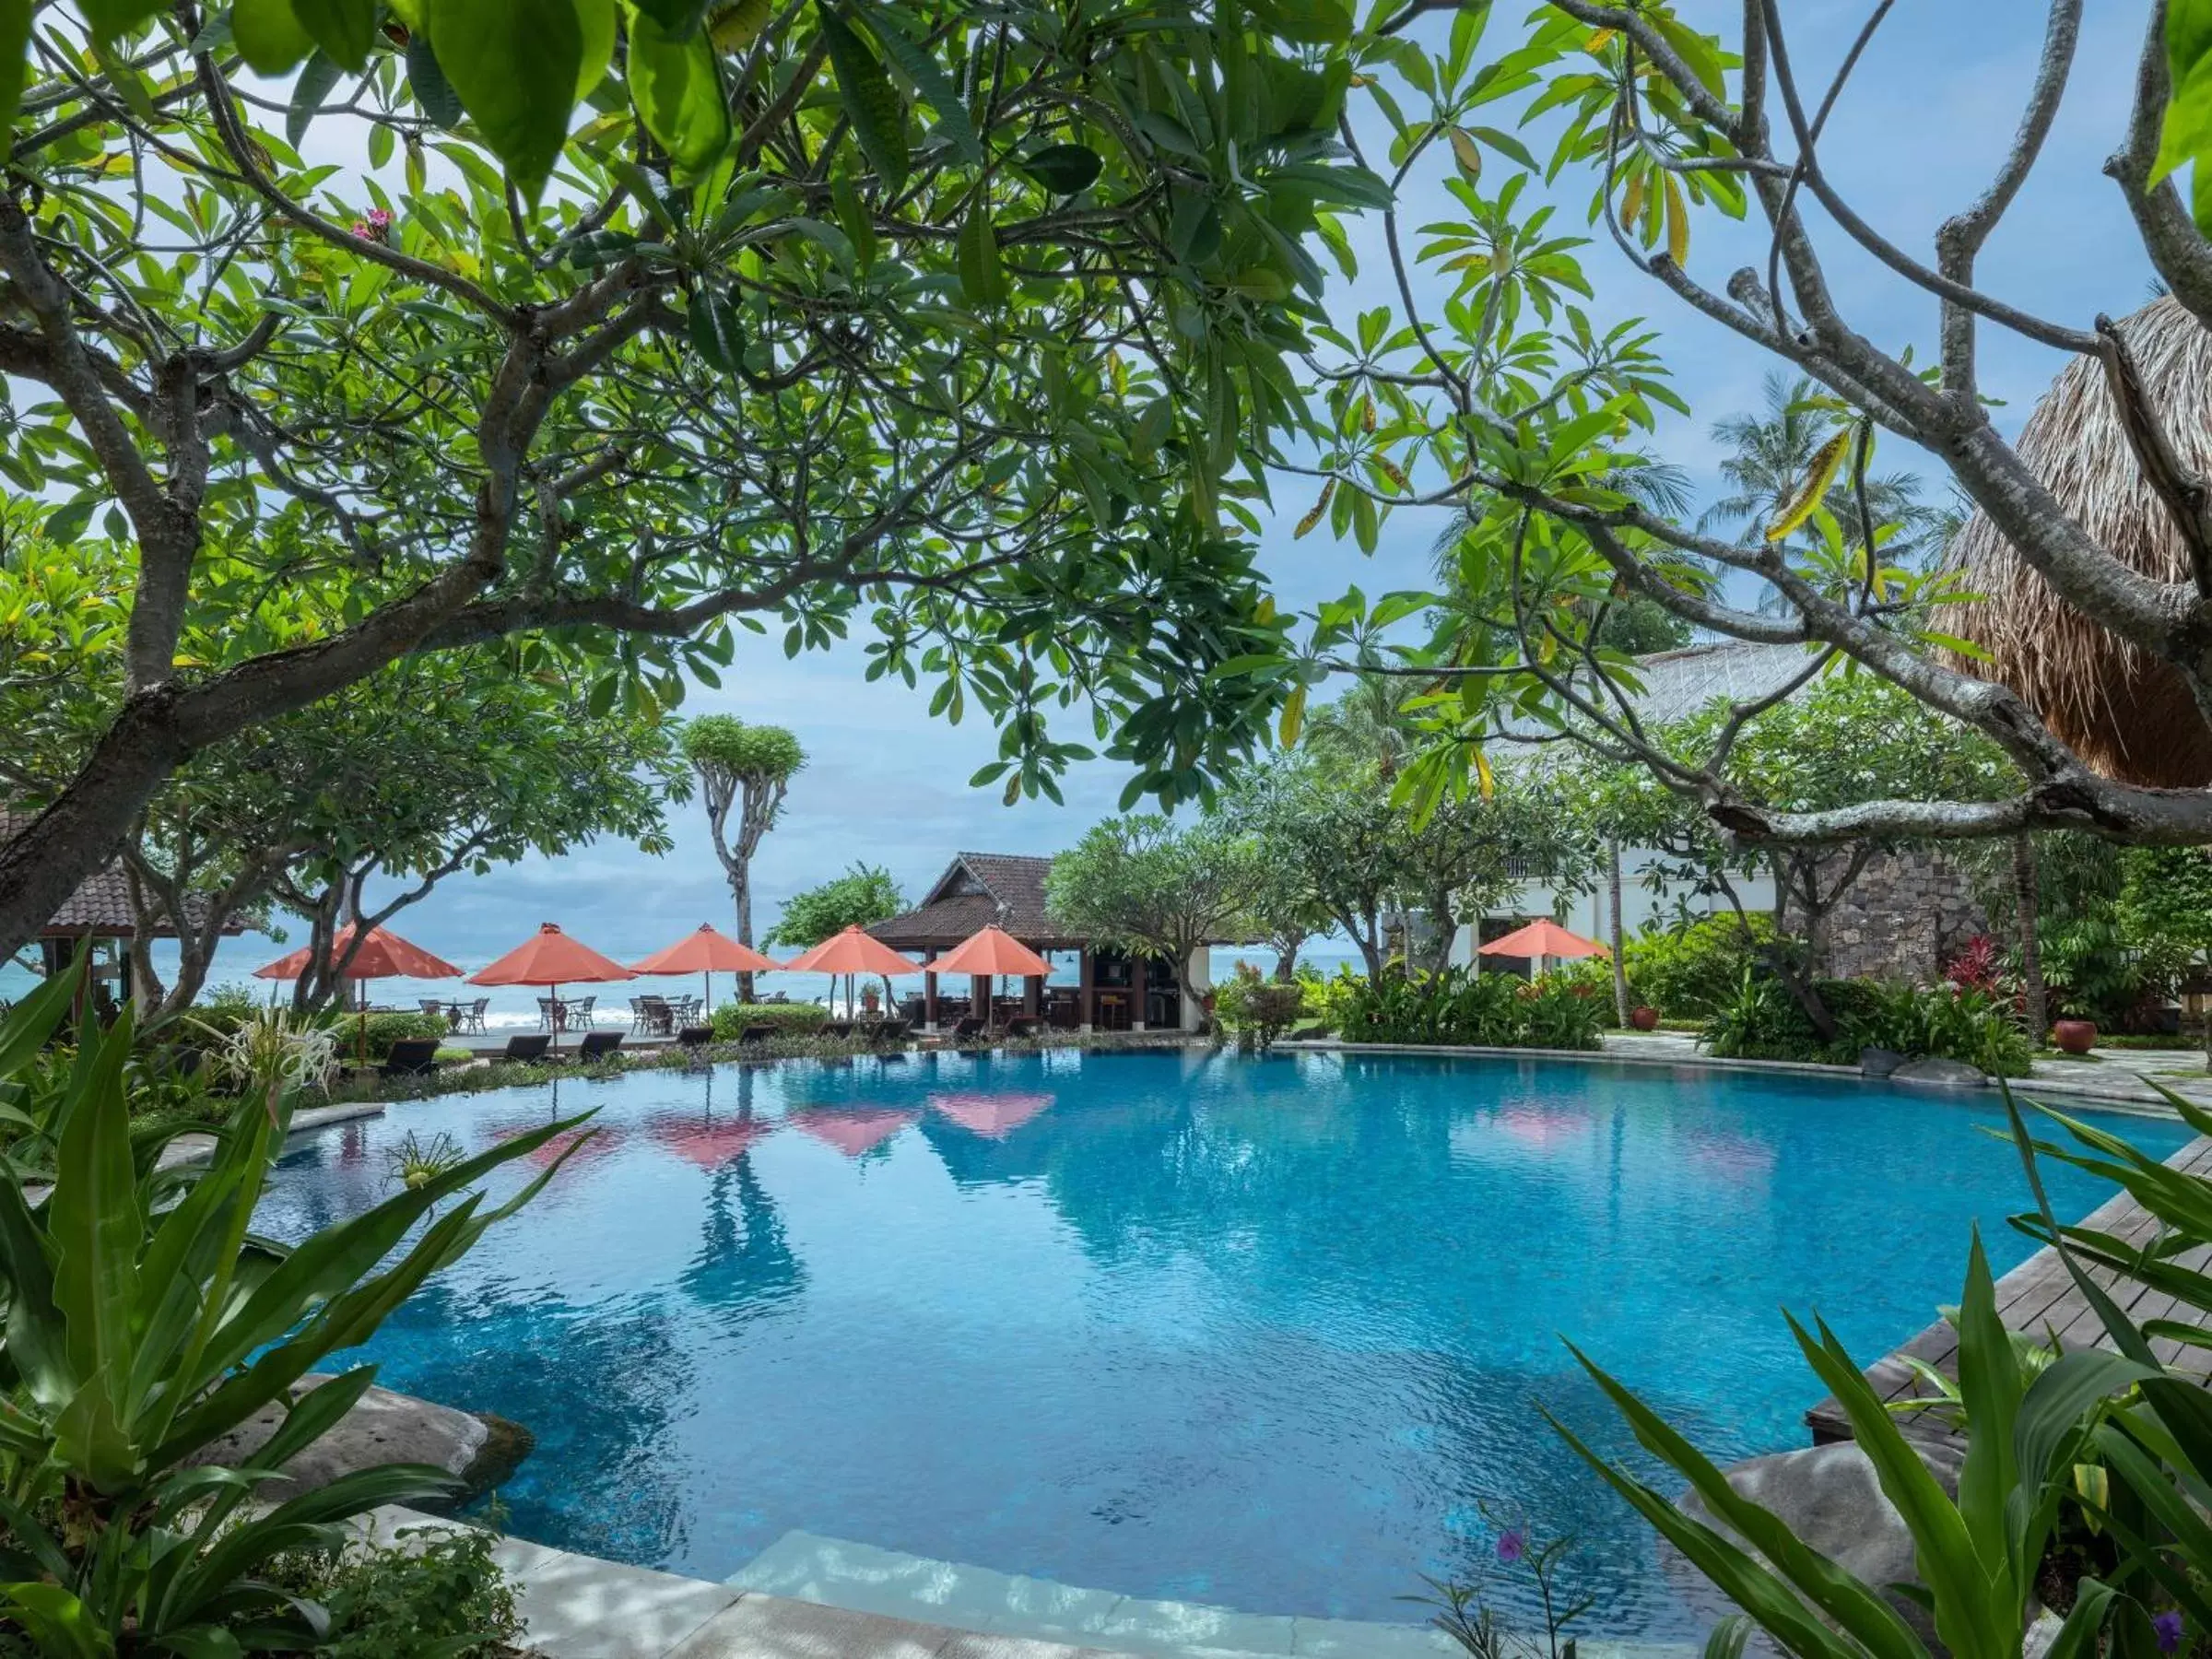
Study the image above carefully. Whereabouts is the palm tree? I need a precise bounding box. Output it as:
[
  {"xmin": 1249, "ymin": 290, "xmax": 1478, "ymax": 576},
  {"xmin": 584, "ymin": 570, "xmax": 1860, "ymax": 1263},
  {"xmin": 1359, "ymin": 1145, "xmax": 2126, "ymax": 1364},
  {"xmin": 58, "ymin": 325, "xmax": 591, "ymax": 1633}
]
[{"xmin": 1700, "ymin": 372, "xmax": 1942, "ymax": 607}]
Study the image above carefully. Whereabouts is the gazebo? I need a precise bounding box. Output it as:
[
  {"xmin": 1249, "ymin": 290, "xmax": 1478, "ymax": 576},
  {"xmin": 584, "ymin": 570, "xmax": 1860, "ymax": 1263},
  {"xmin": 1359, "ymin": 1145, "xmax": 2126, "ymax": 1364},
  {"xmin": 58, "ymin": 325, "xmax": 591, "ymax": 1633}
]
[{"xmin": 866, "ymin": 852, "xmax": 1206, "ymax": 1033}]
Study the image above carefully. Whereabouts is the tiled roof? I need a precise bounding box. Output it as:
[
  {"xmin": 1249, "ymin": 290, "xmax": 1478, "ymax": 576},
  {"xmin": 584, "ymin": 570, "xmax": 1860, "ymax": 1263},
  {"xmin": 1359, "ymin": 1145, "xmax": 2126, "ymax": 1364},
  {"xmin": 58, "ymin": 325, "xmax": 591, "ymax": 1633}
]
[
  {"xmin": 870, "ymin": 852, "xmax": 1088, "ymax": 949},
  {"xmin": 4, "ymin": 810, "xmax": 245, "ymax": 939}
]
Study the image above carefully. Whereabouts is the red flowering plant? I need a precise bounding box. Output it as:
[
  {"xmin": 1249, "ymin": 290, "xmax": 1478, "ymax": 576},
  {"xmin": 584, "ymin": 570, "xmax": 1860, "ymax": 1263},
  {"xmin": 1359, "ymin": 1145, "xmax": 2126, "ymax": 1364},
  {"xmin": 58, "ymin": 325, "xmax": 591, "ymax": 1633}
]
[{"xmin": 1943, "ymin": 935, "xmax": 2010, "ymax": 998}]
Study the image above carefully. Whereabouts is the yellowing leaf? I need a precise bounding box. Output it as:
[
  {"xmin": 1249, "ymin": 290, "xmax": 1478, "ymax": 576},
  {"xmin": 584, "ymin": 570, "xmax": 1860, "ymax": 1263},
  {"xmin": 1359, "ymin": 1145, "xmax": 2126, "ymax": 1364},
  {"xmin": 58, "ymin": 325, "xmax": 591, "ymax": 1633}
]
[
  {"xmin": 1663, "ymin": 170, "xmax": 1688, "ymax": 265},
  {"xmin": 1765, "ymin": 429, "xmax": 1851, "ymax": 543},
  {"xmin": 1618, "ymin": 167, "xmax": 1646, "ymax": 235},
  {"xmin": 1277, "ymin": 683, "xmax": 1308, "ymax": 748},
  {"xmin": 1447, "ymin": 126, "xmax": 1482, "ymax": 183},
  {"xmin": 1295, "ymin": 479, "xmax": 1335, "ymax": 538}
]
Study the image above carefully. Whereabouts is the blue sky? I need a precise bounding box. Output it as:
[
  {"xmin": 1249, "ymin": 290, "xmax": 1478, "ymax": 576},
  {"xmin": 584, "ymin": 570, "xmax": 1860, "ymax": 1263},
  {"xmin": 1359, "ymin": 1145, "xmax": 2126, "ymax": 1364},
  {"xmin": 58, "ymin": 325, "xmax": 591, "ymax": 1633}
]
[{"xmin": 206, "ymin": 1, "xmax": 2166, "ymax": 981}]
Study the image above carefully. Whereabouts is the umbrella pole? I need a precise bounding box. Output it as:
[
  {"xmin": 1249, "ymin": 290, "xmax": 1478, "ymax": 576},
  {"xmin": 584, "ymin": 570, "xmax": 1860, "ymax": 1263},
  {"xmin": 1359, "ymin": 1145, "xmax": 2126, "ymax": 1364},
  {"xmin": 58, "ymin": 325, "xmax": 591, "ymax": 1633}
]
[{"xmin": 551, "ymin": 980, "xmax": 561, "ymax": 1058}]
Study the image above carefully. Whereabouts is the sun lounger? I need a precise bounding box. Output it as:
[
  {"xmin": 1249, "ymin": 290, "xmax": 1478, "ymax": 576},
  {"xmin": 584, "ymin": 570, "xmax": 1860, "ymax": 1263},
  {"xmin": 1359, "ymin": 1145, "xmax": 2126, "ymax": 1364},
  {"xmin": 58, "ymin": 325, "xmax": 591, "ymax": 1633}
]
[
  {"xmin": 821, "ymin": 1020, "xmax": 855, "ymax": 1039},
  {"xmin": 577, "ymin": 1030, "xmax": 624, "ymax": 1062},
  {"xmin": 737, "ymin": 1024, "xmax": 776, "ymax": 1046},
  {"xmin": 866, "ymin": 1018, "xmax": 911, "ymax": 1042},
  {"xmin": 948, "ymin": 1016, "xmax": 985, "ymax": 1039},
  {"xmin": 1003, "ymin": 1016, "xmax": 1041, "ymax": 1039},
  {"xmin": 500, "ymin": 1033, "xmax": 551, "ymax": 1063},
  {"xmin": 677, "ymin": 1025, "xmax": 714, "ymax": 1048},
  {"xmin": 382, "ymin": 1037, "xmax": 441, "ymax": 1077}
]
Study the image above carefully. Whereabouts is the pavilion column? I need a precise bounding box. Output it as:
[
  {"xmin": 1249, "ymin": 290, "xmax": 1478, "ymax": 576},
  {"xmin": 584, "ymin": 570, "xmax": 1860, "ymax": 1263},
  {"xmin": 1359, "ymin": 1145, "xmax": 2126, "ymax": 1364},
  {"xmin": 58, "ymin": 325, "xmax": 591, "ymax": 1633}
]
[
  {"xmin": 971, "ymin": 972, "xmax": 990, "ymax": 1028},
  {"xmin": 1023, "ymin": 972, "xmax": 1041, "ymax": 1017},
  {"xmin": 924, "ymin": 947, "xmax": 938, "ymax": 1031},
  {"xmin": 1132, "ymin": 953, "xmax": 1148, "ymax": 1031},
  {"xmin": 1078, "ymin": 946, "xmax": 1095, "ymax": 1033}
]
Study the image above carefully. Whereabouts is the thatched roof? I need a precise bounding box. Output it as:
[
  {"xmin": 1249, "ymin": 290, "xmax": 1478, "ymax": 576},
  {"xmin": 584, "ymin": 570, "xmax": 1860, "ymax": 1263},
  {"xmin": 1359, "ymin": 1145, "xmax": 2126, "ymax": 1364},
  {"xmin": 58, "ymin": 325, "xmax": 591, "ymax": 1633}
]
[{"xmin": 1944, "ymin": 294, "xmax": 2212, "ymax": 787}]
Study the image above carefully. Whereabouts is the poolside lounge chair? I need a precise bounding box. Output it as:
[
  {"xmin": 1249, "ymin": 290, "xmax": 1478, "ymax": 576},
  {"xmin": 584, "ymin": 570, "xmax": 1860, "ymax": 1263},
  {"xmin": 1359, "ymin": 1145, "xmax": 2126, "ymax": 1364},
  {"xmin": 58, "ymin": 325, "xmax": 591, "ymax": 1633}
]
[
  {"xmin": 500, "ymin": 1033, "xmax": 551, "ymax": 1063},
  {"xmin": 1003, "ymin": 1015, "xmax": 1041, "ymax": 1039},
  {"xmin": 821, "ymin": 1020, "xmax": 856, "ymax": 1040},
  {"xmin": 677, "ymin": 1024, "xmax": 715, "ymax": 1048},
  {"xmin": 577, "ymin": 1030, "xmax": 624, "ymax": 1063},
  {"xmin": 947, "ymin": 1016, "xmax": 985, "ymax": 1040},
  {"xmin": 382, "ymin": 1038, "xmax": 441, "ymax": 1078},
  {"xmin": 736, "ymin": 1024, "xmax": 776, "ymax": 1046}
]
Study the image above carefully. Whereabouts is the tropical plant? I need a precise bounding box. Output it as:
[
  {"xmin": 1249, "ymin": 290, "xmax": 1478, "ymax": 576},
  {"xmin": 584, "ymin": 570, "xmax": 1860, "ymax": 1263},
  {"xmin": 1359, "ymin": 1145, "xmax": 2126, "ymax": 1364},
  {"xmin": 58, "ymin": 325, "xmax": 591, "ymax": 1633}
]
[
  {"xmin": 1339, "ymin": 966, "xmax": 1606, "ymax": 1051},
  {"xmin": 707, "ymin": 1003, "xmax": 832, "ymax": 1041},
  {"xmin": 765, "ymin": 865, "xmax": 906, "ymax": 952},
  {"xmin": 0, "ymin": 0, "xmax": 1359, "ymax": 959},
  {"xmin": 1623, "ymin": 916, "xmax": 1794, "ymax": 1021},
  {"xmin": 0, "ymin": 967, "xmax": 593, "ymax": 1653},
  {"xmin": 1212, "ymin": 965, "xmax": 1308, "ymax": 1051},
  {"xmin": 1046, "ymin": 817, "xmax": 1260, "ymax": 1018},
  {"xmin": 277, "ymin": 1521, "xmax": 525, "ymax": 1659},
  {"xmin": 681, "ymin": 717, "xmax": 806, "ymax": 994},
  {"xmin": 1557, "ymin": 1083, "xmax": 2212, "ymax": 1659}
]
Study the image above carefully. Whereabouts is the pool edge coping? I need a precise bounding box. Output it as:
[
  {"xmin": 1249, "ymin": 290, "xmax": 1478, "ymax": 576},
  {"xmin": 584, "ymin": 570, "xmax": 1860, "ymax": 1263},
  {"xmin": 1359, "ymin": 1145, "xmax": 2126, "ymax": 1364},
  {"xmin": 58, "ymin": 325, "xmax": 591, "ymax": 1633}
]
[{"xmin": 1289, "ymin": 1040, "xmax": 2200, "ymax": 1120}]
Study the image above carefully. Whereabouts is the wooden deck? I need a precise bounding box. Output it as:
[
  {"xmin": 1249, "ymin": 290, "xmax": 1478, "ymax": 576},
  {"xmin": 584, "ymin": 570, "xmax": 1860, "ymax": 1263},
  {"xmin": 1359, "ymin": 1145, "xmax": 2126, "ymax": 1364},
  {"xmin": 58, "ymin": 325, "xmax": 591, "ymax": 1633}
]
[{"xmin": 1806, "ymin": 1135, "xmax": 2212, "ymax": 1448}]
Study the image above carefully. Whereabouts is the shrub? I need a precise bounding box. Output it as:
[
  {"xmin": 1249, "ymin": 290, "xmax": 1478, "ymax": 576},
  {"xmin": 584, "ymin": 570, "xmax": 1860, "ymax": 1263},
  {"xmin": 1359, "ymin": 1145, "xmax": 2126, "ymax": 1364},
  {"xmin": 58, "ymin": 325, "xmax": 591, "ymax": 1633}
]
[
  {"xmin": 0, "ymin": 969, "xmax": 587, "ymax": 1651},
  {"xmin": 315, "ymin": 1008, "xmax": 450, "ymax": 1061},
  {"xmin": 1296, "ymin": 964, "xmax": 1367, "ymax": 1035},
  {"xmin": 1622, "ymin": 914, "xmax": 1795, "ymax": 1018},
  {"xmin": 709, "ymin": 1002, "xmax": 831, "ymax": 1041},
  {"xmin": 1702, "ymin": 970, "xmax": 2034, "ymax": 1077},
  {"xmin": 280, "ymin": 1524, "xmax": 524, "ymax": 1658},
  {"xmin": 1338, "ymin": 966, "xmax": 1606, "ymax": 1051},
  {"xmin": 1213, "ymin": 965, "xmax": 1307, "ymax": 1049},
  {"xmin": 1701, "ymin": 969, "xmax": 1824, "ymax": 1061}
]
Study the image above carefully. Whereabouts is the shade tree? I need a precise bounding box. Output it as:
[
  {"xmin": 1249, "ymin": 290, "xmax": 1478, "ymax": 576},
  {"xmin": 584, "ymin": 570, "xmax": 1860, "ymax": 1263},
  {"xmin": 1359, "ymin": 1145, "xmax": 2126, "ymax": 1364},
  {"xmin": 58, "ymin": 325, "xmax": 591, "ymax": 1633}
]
[
  {"xmin": 1044, "ymin": 816, "xmax": 1259, "ymax": 1018},
  {"xmin": 0, "ymin": 0, "xmax": 1381, "ymax": 959}
]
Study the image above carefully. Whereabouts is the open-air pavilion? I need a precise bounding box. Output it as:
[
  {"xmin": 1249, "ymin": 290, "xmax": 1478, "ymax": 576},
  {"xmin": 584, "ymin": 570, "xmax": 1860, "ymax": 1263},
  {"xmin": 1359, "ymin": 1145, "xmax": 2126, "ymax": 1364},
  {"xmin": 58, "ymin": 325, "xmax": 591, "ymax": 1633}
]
[{"xmin": 866, "ymin": 852, "xmax": 1212, "ymax": 1033}]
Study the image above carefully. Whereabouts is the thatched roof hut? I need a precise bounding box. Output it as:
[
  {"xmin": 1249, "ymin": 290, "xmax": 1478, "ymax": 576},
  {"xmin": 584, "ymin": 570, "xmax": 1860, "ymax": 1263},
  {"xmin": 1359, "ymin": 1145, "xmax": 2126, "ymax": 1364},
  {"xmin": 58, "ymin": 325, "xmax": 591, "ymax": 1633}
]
[{"xmin": 1944, "ymin": 294, "xmax": 2212, "ymax": 787}]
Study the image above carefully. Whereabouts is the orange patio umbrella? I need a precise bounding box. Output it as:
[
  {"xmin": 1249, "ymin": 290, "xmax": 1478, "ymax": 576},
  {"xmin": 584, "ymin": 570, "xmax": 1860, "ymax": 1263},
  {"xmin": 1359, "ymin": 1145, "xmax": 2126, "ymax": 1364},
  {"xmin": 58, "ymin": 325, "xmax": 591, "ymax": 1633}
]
[
  {"xmin": 468, "ymin": 923, "xmax": 636, "ymax": 1053},
  {"xmin": 629, "ymin": 924, "xmax": 781, "ymax": 1023},
  {"xmin": 253, "ymin": 923, "xmax": 461, "ymax": 1062},
  {"xmin": 927, "ymin": 924, "xmax": 1053, "ymax": 1030},
  {"xmin": 778, "ymin": 925, "xmax": 922, "ymax": 1019},
  {"xmin": 1477, "ymin": 918, "xmax": 1607, "ymax": 971}
]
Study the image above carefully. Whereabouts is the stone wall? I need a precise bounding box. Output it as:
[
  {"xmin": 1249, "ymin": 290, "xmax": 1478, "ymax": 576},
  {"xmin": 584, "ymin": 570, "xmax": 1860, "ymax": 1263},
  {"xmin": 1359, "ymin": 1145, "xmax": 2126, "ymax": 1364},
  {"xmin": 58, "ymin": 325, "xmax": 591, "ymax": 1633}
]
[{"xmin": 1818, "ymin": 848, "xmax": 1988, "ymax": 982}]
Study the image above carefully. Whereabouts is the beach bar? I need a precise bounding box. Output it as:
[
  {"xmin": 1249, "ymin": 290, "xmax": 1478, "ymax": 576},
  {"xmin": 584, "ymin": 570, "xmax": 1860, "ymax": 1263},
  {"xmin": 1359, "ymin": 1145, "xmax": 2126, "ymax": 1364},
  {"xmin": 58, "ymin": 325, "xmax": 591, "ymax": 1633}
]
[{"xmin": 867, "ymin": 852, "xmax": 1210, "ymax": 1033}]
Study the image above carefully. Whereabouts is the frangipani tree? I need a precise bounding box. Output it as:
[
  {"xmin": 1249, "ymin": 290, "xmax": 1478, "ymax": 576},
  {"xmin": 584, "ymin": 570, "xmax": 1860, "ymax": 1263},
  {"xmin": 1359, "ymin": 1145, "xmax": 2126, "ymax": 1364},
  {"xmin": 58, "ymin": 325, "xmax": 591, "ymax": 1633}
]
[
  {"xmin": 0, "ymin": 0, "xmax": 1376, "ymax": 959},
  {"xmin": 680, "ymin": 714, "xmax": 802, "ymax": 994}
]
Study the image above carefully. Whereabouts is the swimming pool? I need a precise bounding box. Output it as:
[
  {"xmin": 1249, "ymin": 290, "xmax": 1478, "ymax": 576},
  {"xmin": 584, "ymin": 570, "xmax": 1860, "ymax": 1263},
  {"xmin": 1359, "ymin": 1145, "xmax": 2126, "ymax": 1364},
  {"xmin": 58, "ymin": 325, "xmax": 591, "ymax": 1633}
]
[{"xmin": 256, "ymin": 1049, "xmax": 2189, "ymax": 1637}]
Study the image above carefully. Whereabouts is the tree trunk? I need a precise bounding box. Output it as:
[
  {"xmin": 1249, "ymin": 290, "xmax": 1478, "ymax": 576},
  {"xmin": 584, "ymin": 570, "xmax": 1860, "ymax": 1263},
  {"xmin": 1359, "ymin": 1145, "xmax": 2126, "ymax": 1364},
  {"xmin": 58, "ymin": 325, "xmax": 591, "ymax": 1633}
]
[
  {"xmin": 1606, "ymin": 838, "xmax": 1630, "ymax": 1026},
  {"xmin": 735, "ymin": 877, "xmax": 755, "ymax": 1004},
  {"xmin": 2013, "ymin": 832, "xmax": 2047, "ymax": 1042},
  {"xmin": 1273, "ymin": 933, "xmax": 1304, "ymax": 982}
]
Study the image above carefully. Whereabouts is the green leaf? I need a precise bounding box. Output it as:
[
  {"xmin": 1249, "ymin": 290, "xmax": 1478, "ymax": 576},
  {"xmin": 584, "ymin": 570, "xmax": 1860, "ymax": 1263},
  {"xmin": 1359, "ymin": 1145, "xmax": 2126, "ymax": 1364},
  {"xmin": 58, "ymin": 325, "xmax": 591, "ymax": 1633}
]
[
  {"xmin": 286, "ymin": 50, "xmax": 344, "ymax": 147},
  {"xmin": 575, "ymin": 0, "xmax": 615, "ymax": 97},
  {"xmin": 818, "ymin": 1, "xmax": 908, "ymax": 194},
  {"xmin": 958, "ymin": 204, "xmax": 1006, "ymax": 307},
  {"xmin": 688, "ymin": 289, "xmax": 743, "ymax": 373},
  {"xmin": 1021, "ymin": 143, "xmax": 1104, "ymax": 195},
  {"xmin": 230, "ymin": 0, "xmax": 315, "ymax": 75},
  {"xmin": 50, "ymin": 1019, "xmax": 141, "ymax": 1429},
  {"xmin": 406, "ymin": 31, "xmax": 465, "ymax": 126},
  {"xmin": 0, "ymin": 0, "xmax": 31, "ymax": 136},
  {"xmin": 627, "ymin": 7, "xmax": 730, "ymax": 175},
  {"xmin": 81, "ymin": 0, "xmax": 167, "ymax": 43},
  {"xmin": 425, "ymin": 0, "xmax": 584, "ymax": 201},
  {"xmin": 289, "ymin": 0, "xmax": 375, "ymax": 70},
  {"xmin": 853, "ymin": 6, "xmax": 981, "ymax": 165},
  {"xmin": 0, "ymin": 1583, "xmax": 108, "ymax": 1659}
]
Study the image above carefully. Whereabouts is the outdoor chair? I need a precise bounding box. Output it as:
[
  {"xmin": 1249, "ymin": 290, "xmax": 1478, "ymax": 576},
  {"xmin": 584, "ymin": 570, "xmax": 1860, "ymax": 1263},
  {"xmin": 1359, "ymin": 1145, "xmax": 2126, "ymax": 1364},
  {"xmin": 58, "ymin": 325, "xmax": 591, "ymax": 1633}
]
[
  {"xmin": 567, "ymin": 995, "xmax": 596, "ymax": 1030},
  {"xmin": 1004, "ymin": 1015, "xmax": 1042, "ymax": 1039},
  {"xmin": 536, "ymin": 996, "xmax": 559, "ymax": 1031},
  {"xmin": 677, "ymin": 1025, "xmax": 714, "ymax": 1048},
  {"xmin": 418, "ymin": 998, "xmax": 448, "ymax": 1021},
  {"xmin": 867, "ymin": 1018, "xmax": 911, "ymax": 1043},
  {"xmin": 629, "ymin": 995, "xmax": 672, "ymax": 1035},
  {"xmin": 455, "ymin": 998, "xmax": 488, "ymax": 1034},
  {"xmin": 822, "ymin": 1020, "xmax": 855, "ymax": 1040},
  {"xmin": 577, "ymin": 1030, "xmax": 624, "ymax": 1063},
  {"xmin": 948, "ymin": 1016, "xmax": 985, "ymax": 1039},
  {"xmin": 736, "ymin": 1024, "xmax": 777, "ymax": 1046},
  {"xmin": 500, "ymin": 1033, "xmax": 552, "ymax": 1063},
  {"xmin": 382, "ymin": 1038, "xmax": 441, "ymax": 1078}
]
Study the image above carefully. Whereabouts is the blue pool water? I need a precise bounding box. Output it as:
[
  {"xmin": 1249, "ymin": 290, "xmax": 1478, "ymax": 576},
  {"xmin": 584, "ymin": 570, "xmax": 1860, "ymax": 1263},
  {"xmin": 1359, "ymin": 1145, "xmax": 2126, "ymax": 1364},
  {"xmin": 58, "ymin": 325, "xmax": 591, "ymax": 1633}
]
[{"xmin": 257, "ymin": 1050, "xmax": 2189, "ymax": 1636}]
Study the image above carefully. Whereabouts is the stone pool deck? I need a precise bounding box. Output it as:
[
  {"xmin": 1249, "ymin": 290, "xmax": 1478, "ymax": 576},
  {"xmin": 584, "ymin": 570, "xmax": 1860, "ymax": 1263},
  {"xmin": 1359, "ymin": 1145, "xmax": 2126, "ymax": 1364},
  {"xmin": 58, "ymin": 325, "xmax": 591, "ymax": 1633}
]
[{"xmin": 361, "ymin": 1508, "xmax": 1594, "ymax": 1659}]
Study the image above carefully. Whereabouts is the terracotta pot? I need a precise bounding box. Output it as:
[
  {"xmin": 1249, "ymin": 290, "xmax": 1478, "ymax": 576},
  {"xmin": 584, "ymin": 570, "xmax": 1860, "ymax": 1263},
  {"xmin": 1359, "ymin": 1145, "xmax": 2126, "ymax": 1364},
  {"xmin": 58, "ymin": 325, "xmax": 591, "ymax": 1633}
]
[
  {"xmin": 2053, "ymin": 1018, "xmax": 2098, "ymax": 1055},
  {"xmin": 1629, "ymin": 1006, "xmax": 1661, "ymax": 1032}
]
